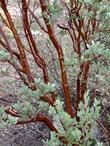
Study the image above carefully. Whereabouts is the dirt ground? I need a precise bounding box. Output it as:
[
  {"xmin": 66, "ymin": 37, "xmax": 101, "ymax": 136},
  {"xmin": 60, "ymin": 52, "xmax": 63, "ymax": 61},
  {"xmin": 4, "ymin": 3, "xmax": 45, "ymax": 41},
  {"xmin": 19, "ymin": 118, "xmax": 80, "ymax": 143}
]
[{"xmin": 0, "ymin": 123, "xmax": 49, "ymax": 146}]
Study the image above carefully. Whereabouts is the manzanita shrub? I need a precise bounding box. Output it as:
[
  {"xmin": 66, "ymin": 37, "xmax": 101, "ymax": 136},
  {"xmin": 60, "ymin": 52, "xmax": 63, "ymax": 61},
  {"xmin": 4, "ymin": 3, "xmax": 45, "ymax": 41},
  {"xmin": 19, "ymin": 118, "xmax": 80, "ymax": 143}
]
[{"xmin": 0, "ymin": 0, "xmax": 110, "ymax": 146}]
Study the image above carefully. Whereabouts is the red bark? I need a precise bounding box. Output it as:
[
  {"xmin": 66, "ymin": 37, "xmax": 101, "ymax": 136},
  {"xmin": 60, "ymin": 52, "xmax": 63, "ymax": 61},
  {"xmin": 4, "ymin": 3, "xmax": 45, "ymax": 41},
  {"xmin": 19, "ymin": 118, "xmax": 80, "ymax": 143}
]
[
  {"xmin": 39, "ymin": 0, "xmax": 74, "ymax": 117},
  {"xmin": 0, "ymin": 0, "xmax": 35, "ymax": 87},
  {"xmin": 22, "ymin": 0, "xmax": 49, "ymax": 84}
]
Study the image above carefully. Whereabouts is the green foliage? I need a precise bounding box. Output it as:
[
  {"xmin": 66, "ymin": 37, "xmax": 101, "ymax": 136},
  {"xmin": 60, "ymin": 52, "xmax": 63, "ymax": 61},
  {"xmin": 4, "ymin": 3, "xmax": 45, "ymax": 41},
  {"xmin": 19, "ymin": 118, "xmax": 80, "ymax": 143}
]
[
  {"xmin": 107, "ymin": 114, "xmax": 110, "ymax": 122},
  {"xmin": 45, "ymin": 92, "xmax": 102, "ymax": 146},
  {"xmin": 0, "ymin": 108, "xmax": 17, "ymax": 129},
  {"xmin": 11, "ymin": 79, "xmax": 55, "ymax": 118},
  {"xmin": 12, "ymin": 102, "xmax": 36, "ymax": 119},
  {"xmin": 43, "ymin": 132, "xmax": 62, "ymax": 146},
  {"xmin": 81, "ymin": 41, "xmax": 110, "ymax": 62},
  {"xmin": 0, "ymin": 78, "xmax": 55, "ymax": 126},
  {"xmin": 48, "ymin": 0, "xmax": 63, "ymax": 22},
  {"xmin": 0, "ymin": 50, "xmax": 9, "ymax": 60}
]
